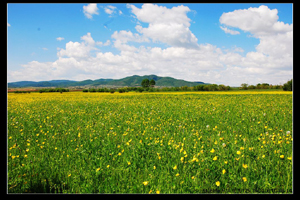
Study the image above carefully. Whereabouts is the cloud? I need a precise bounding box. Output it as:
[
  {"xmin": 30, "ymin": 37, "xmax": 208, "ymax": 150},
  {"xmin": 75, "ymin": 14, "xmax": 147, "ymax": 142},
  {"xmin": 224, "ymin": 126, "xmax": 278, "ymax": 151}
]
[
  {"xmin": 56, "ymin": 37, "xmax": 65, "ymax": 41},
  {"xmin": 96, "ymin": 40, "xmax": 111, "ymax": 46},
  {"xmin": 57, "ymin": 32, "xmax": 98, "ymax": 58},
  {"xmin": 219, "ymin": 5, "xmax": 292, "ymax": 37},
  {"xmin": 128, "ymin": 4, "xmax": 199, "ymax": 49},
  {"xmin": 83, "ymin": 3, "xmax": 99, "ymax": 19},
  {"xmin": 220, "ymin": 26, "xmax": 240, "ymax": 35},
  {"xmin": 42, "ymin": 47, "xmax": 48, "ymax": 51},
  {"xmin": 218, "ymin": 4, "xmax": 293, "ymax": 83},
  {"xmin": 104, "ymin": 5, "xmax": 116, "ymax": 15},
  {"xmin": 7, "ymin": 23, "xmax": 11, "ymax": 27}
]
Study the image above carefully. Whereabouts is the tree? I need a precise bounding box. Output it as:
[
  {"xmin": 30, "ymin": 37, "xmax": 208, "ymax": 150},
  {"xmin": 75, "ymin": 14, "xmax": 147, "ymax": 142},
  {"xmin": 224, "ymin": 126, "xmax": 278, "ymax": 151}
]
[
  {"xmin": 141, "ymin": 79, "xmax": 150, "ymax": 88},
  {"xmin": 149, "ymin": 79, "xmax": 156, "ymax": 87},
  {"xmin": 283, "ymin": 79, "xmax": 292, "ymax": 91},
  {"xmin": 240, "ymin": 83, "xmax": 248, "ymax": 90}
]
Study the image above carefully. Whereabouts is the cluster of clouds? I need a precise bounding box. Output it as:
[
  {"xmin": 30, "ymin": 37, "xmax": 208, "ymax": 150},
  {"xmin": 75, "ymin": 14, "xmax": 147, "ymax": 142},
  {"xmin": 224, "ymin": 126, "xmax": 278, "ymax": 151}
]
[{"xmin": 8, "ymin": 4, "xmax": 293, "ymax": 86}]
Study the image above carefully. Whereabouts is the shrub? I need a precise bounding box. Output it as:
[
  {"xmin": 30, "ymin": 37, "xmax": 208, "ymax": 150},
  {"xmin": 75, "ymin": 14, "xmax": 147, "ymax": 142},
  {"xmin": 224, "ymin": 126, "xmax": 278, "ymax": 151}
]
[{"xmin": 283, "ymin": 79, "xmax": 292, "ymax": 91}]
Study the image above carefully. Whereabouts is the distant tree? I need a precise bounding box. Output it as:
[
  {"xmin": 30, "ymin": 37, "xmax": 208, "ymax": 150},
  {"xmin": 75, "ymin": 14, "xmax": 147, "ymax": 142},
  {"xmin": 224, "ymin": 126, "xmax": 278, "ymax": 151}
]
[
  {"xmin": 248, "ymin": 85, "xmax": 256, "ymax": 89},
  {"xmin": 240, "ymin": 83, "xmax": 248, "ymax": 90},
  {"xmin": 149, "ymin": 79, "xmax": 156, "ymax": 87},
  {"xmin": 283, "ymin": 79, "xmax": 292, "ymax": 91},
  {"xmin": 256, "ymin": 83, "xmax": 261, "ymax": 89},
  {"xmin": 193, "ymin": 85, "xmax": 204, "ymax": 91},
  {"xmin": 110, "ymin": 89, "xmax": 116, "ymax": 93},
  {"xmin": 218, "ymin": 84, "xmax": 226, "ymax": 91},
  {"xmin": 141, "ymin": 79, "xmax": 150, "ymax": 88},
  {"xmin": 88, "ymin": 88, "xmax": 97, "ymax": 92},
  {"xmin": 137, "ymin": 87, "xmax": 144, "ymax": 92},
  {"xmin": 261, "ymin": 83, "xmax": 270, "ymax": 89}
]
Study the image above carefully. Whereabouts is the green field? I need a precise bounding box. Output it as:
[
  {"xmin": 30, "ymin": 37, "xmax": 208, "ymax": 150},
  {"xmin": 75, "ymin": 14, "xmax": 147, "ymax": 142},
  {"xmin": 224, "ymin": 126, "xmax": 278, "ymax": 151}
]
[{"xmin": 7, "ymin": 91, "xmax": 293, "ymax": 193}]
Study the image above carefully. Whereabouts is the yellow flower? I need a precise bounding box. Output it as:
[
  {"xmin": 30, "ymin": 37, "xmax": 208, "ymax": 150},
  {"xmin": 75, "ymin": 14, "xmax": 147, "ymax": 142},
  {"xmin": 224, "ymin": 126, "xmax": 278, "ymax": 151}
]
[
  {"xmin": 242, "ymin": 164, "xmax": 248, "ymax": 169},
  {"xmin": 210, "ymin": 148, "xmax": 215, "ymax": 153},
  {"xmin": 78, "ymin": 133, "xmax": 81, "ymax": 138},
  {"xmin": 173, "ymin": 165, "xmax": 177, "ymax": 170},
  {"xmin": 242, "ymin": 177, "xmax": 247, "ymax": 182},
  {"xmin": 191, "ymin": 176, "xmax": 195, "ymax": 179},
  {"xmin": 26, "ymin": 148, "xmax": 29, "ymax": 152},
  {"xmin": 237, "ymin": 151, "xmax": 241, "ymax": 155},
  {"xmin": 24, "ymin": 155, "xmax": 28, "ymax": 158},
  {"xmin": 143, "ymin": 181, "xmax": 149, "ymax": 186},
  {"xmin": 96, "ymin": 168, "xmax": 100, "ymax": 172},
  {"xmin": 287, "ymin": 156, "xmax": 292, "ymax": 160},
  {"xmin": 213, "ymin": 156, "xmax": 218, "ymax": 161},
  {"xmin": 280, "ymin": 155, "xmax": 284, "ymax": 159},
  {"xmin": 216, "ymin": 181, "xmax": 220, "ymax": 187},
  {"xmin": 156, "ymin": 190, "xmax": 160, "ymax": 194},
  {"xmin": 175, "ymin": 173, "xmax": 180, "ymax": 177},
  {"xmin": 222, "ymin": 169, "xmax": 226, "ymax": 174},
  {"xmin": 68, "ymin": 174, "xmax": 71, "ymax": 177},
  {"xmin": 153, "ymin": 166, "xmax": 156, "ymax": 170},
  {"xmin": 224, "ymin": 161, "xmax": 228, "ymax": 164}
]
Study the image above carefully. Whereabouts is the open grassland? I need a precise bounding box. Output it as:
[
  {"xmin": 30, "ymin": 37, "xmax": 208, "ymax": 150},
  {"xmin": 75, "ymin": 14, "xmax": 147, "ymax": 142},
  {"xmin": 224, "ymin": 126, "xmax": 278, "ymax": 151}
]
[{"xmin": 7, "ymin": 91, "xmax": 293, "ymax": 193}]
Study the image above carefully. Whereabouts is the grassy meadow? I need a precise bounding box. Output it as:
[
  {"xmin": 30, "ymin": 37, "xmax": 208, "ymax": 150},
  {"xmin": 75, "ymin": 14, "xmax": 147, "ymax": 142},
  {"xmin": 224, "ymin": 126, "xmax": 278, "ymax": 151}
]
[{"xmin": 7, "ymin": 91, "xmax": 293, "ymax": 193}]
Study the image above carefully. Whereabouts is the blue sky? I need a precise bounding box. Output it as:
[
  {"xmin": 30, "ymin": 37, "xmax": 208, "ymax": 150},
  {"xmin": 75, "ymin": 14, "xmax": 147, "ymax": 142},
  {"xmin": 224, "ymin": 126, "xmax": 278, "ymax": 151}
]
[{"xmin": 7, "ymin": 3, "xmax": 293, "ymax": 86}]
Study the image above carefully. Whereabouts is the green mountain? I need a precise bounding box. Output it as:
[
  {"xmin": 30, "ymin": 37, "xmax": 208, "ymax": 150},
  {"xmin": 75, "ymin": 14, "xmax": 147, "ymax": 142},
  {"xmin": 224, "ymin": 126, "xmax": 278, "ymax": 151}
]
[{"xmin": 8, "ymin": 75, "xmax": 207, "ymax": 88}]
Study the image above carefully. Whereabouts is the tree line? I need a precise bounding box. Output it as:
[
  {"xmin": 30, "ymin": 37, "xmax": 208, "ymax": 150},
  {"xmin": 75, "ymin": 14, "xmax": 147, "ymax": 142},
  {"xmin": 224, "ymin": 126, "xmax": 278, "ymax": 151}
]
[
  {"xmin": 39, "ymin": 88, "xmax": 70, "ymax": 93},
  {"xmin": 240, "ymin": 79, "xmax": 292, "ymax": 91}
]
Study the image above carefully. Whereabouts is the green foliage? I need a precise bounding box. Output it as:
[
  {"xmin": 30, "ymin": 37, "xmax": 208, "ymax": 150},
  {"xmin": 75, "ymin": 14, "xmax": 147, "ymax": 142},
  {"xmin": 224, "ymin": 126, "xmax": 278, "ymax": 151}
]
[
  {"xmin": 149, "ymin": 79, "xmax": 156, "ymax": 87},
  {"xmin": 137, "ymin": 87, "xmax": 144, "ymax": 92},
  {"xmin": 13, "ymin": 91, "xmax": 31, "ymax": 93},
  {"xmin": 240, "ymin": 83, "xmax": 248, "ymax": 90},
  {"xmin": 38, "ymin": 88, "xmax": 69, "ymax": 93},
  {"xmin": 141, "ymin": 79, "xmax": 150, "ymax": 88},
  {"xmin": 283, "ymin": 79, "xmax": 292, "ymax": 91}
]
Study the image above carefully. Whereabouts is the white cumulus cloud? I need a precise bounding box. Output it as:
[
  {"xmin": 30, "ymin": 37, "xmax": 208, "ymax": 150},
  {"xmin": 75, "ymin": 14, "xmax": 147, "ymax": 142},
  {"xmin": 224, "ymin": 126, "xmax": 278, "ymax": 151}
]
[
  {"xmin": 128, "ymin": 4, "xmax": 199, "ymax": 49},
  {"xmin": 220, "ymin": 26, "xmax": 240, "ymax": 35},
  {"xmin": 83, "ymin": 3, "xmax": 99, "ymax": 19}
]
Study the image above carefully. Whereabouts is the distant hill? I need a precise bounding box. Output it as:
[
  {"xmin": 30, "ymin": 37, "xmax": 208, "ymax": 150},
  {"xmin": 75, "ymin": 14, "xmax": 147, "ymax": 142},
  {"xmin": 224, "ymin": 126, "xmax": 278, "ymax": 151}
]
[{"xmin": 8, "ymin": 75, "xmax": 208, "ymax": 88}]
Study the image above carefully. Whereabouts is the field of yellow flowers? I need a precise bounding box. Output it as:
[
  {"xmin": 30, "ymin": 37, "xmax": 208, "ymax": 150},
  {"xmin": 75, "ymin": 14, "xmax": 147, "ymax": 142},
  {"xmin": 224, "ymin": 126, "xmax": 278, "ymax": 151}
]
[{"xmin": 7, "ymin": 91, "xmax": 293, "ymax": 193}]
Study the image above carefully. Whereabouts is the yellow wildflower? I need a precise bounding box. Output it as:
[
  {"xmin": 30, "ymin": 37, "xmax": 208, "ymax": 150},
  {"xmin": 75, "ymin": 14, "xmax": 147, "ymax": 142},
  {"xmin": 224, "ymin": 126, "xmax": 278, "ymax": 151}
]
[
  {"xmin": 143, "ymin": 181, "xmax": 149, "ymax": 186},
  {"xmin": 216, "ymin": 181, "xmax": 220, "ymax": 186},
  {"xmin": 242, "ymin": 164, "xmax": 248, "ymax": 169}
]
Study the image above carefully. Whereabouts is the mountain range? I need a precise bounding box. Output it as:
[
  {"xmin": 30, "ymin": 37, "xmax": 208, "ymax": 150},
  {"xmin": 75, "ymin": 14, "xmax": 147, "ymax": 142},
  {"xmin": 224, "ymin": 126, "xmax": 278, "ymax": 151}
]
[{"xmin": 7, "ymin": 75, "xmax": 207, "ymax": 88}]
